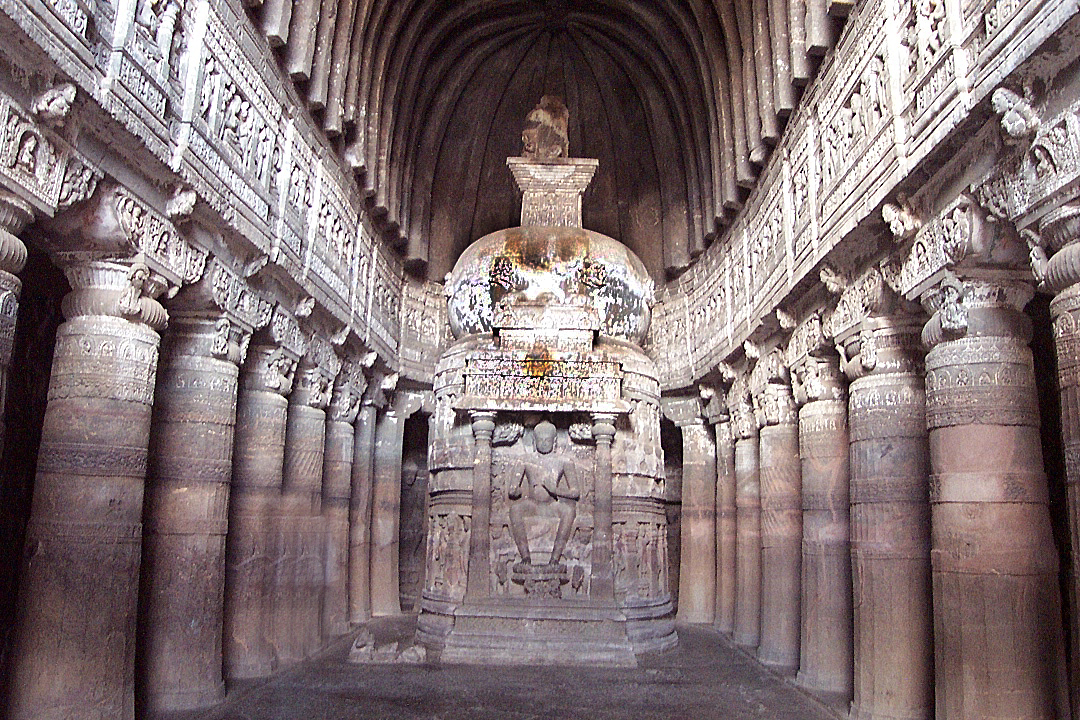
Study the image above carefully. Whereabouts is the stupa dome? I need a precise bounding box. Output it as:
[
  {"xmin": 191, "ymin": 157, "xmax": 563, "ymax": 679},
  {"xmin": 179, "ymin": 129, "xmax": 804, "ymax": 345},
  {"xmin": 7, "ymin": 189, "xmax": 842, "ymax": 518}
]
[{"xmin": 444, "ymin": 225, "xmax": 654, "ymax": 344}]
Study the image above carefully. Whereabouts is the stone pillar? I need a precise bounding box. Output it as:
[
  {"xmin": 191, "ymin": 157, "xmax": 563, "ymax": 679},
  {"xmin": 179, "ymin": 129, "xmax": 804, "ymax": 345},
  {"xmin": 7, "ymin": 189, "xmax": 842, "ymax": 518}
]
[
  {"xmin": 674, "ymin": 416, "xmax": 716, "ymax": 623},
  {"xmin": 1040, "ymin": 203, "xmax": 1080, "ymax": 711},
  {"xmin": 842, "ymin": 312, "xmax": 933, "ymax": 720},
  {"xmin": 790, "ymin": 348, "xmax": 852, "ymax": 698},
  {"xmin": 751, "ymin": 349, "xmax": 801, "ymax": 672},
  {"xmin": 465, "ymin": 411, "xmax": 495, "ymax": 600},
  {"xmin": 9, "ymin": 260, "xmax": 167, "ymax": 720},
  {"xmin": 921, "ymin": 271, "xmax": 1069, "ymax": 718},
  {"xmin": 273, "ymin": 336, "xmax": 338, "ymax": 664},
  {"xmin": 0, "ymin": 191, "xmax": 31, "ymax": 461},
  {"xmin": 322, "ymin": 363, "xmax": 364, "ymax": 639},
  {"xmin": 591, "ymin": 412, "xmax": 617, "ymax": 602},
  {"xmin": 369, "ymin": 390, "xmax": 422, "ymax": 617},
  {"xmin": 729, "ymin": 373, "xmax": 762, "ymax": 648},
  {"xmin": 139, "ymin": 262, "xmax": 270, "ymax": 713},
  {"xmin": 349, "ymin": 395, "xmax": 379, "ymax": 623},
  {"xmin": 714, "ymin": 417, "xmax": 737, "ymax": 634},
  {"xmin": 223, "ymin": 308, "xmax": 305, "ymax": 679}
]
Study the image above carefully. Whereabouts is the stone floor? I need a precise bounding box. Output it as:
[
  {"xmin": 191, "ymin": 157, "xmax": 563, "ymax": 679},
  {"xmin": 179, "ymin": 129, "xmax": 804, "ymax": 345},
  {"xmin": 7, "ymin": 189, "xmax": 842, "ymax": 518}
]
[{"xmin": 162, "ymin": 619, "xmax": 840, "ymax": 720}]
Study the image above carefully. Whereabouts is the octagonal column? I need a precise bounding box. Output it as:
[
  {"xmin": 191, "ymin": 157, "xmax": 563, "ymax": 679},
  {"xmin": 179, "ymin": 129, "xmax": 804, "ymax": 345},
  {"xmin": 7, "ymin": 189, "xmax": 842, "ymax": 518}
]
[
  {"xmin": 751, "ymin": 350, "xmax": 802, "ymax": 672},
  {"xmin": 714, "ymin": 417, "xmax": 737, "ymax": 634},
  {"xmin": 273, "ymin": 336, "xmax": 339, "ymax": 664},
  {"xmin": 664, "ymin": 394, "xmax": 716, "ymax": 624},
  {"xmin": 9, "ymin": 260, "xmax": 167, "ymax": 720},
  {"xmin": 322, "ymin": 363, "xmax": 365, "ymax": 639},
  {"xmin": 349, "ymin": 385, "xmax": 381, "ymax": 624},
  {"xmin": 370, "ymin": 390, "xmax": 422, "ymax": 617},
  {"xmin": 139, "ymin": 262, "xmax": 271, "ymax": 712},
  {"xmin": 223, "ymin": 308, "xmax": 305, "ymax": 679},
  {"xmin": 921, "ymin": 271, "xmax": 1069, "ymax": 718},
  {"xmin": 728, "ymin": 371, "xmax": 762, "ymax": 648}
]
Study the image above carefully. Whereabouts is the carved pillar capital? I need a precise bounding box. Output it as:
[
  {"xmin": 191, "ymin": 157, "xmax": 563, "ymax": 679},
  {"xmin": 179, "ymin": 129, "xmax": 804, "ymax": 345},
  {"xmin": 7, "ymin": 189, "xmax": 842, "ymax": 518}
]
[
  {"xmin": 328, "ymin": 361, "xmax": 368, "ymax": 424},
  {"xmin": 726, "ymin": 368, "xmax": 757, "ymax": 440},
  {"xmin": 470, "ymin": 410, "xmax": 496, "ymax": 439},
  {"xmin": 590, "ymin": 412, "xmax": 617, "ymax": 442},
  {"xmin": 59, "ymin": 259, "xmax": 169, "ymax": 331},
  {"xmin": 918, "ymin": 270, "xmax": 1034, "ymax": 349},
  {"xmin": 749, "ymin": 349, "xmax": 796, "ymax": 427},
  {"xmin": 786, "ymin": 310, "xmax": 846, "ymax": 406},
  {"xmin": 1040, "ymin": 202, "xmax": 1080, "ymax": 293},
  {"xmin": 291, "ymin": 333, "xmax": 340, "ymax": 409},
  {"xmin": 0, "ymin": 190, "xmax": 32, "ymax": 275}
]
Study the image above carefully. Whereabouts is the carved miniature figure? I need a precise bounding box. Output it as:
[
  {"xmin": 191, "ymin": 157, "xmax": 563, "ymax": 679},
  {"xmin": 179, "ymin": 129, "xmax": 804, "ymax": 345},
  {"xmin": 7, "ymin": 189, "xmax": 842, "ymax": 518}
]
[{"xmin": 507, "ymin": 420, "xmax": 580, "ymax": 566}]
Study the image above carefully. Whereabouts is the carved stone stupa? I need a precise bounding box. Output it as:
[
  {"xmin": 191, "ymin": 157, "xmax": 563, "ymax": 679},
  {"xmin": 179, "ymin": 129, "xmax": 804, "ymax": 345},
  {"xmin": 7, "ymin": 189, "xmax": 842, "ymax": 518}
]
[{"xmin": 416, "ymin": 98, "xmax": 677, "ymax": 665}]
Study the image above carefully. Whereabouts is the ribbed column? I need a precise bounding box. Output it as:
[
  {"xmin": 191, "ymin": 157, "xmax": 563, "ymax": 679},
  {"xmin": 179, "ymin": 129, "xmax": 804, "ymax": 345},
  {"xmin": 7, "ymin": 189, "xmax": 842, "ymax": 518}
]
[
  {"xmin": 792, "ymin": 353, "xmax": 852, "ymax": 698},
  {"xmin": 921, "ymin": 272, "xmax": 1069, "ymax": 719},
  {"xmin": 675, "ymin": 418, "xmax": 716, "ymax": 623},
  {"xmin": 273, "ymin": 341, "xmax": 337, "ymax": 664},
  {"xmin": 845, "ymin": 314, "xmax": 933, "ymax": 720},
  {"xmin": 0, "ymin": 191, "xmax": 31, "ymax": 462},
  {"xmin": 9, "ymin": 260, "xmax": 166, "ymax": 720},
  {"xmin": 349, "ymin": 400, "xmax": 378, "ymax": 623},
  {"xmin": 751, "ymin": 351, "xmax": 801, "ymax": 672},
  {"xmin": 1041, "ymin": 203, "xmax": 1080, "ymax": 713},
  {"xmin": 714, "ymin": 418, "xmax": 737, "ymax": 634},
  {"xmin": 729, "ymin": 374, "xmax": 761, "ymax": 648},
  {"xmin": 370, "ymin": 406, "xmax": 407, "ymax": 616},
  {"xmin": 223, "ymin": 314, "xmax": 305, "ymax": 679},
  {"xmin": 321, "ymin": 365, "xmax": 363, "ymax": 639}
]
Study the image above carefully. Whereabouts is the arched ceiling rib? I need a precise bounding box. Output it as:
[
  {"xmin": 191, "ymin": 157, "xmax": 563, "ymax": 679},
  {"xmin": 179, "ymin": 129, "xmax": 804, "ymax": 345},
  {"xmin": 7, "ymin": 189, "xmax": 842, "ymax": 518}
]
[{"xmin": 251, "ymin": 0, "xmax": 846, "ymax": 282}]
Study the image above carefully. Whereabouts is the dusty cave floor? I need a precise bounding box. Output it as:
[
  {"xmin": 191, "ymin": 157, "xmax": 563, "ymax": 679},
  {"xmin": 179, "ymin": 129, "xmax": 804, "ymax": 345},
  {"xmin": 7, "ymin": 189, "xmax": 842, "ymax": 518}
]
[{"xmin": 158, "ymin": 618, "xmax": 840, "ymax": 720}]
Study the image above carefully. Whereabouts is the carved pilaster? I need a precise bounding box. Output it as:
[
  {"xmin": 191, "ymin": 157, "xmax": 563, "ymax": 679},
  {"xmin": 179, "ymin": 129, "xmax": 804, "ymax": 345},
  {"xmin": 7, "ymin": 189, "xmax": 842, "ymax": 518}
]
[
  {"xmin": 140, "ymin": 258, "xmax": 271, "ymax": 712},
  {"xmin": 787, "ymin": 312, "xmax": 852, "ymax": 699},
  {"xmin": 465, "ymin": 410, "xmax": 495, "ymax": 601},
  {"xmin": 9, "ymin": 257, "xmax": 168, "ymax": 720},
  {"xmin": 713, "ymin": 412, "xmax": 737, "ymax": 636},
  {"xmin": 591, "ymin": 412, "xmax": 617, "ymax": 603},
  {"xmin": 749, "ymin": 348, "xmax": 801, "ymax": 671},
  {"xmin": 224, "ymin": 306, "xmax": 305, "ymax": 680}
]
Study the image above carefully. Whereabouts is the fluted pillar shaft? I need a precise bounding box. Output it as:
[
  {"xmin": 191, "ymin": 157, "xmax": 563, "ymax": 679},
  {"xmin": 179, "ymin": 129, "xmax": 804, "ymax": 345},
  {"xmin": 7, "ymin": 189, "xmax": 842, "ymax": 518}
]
[
  {"xmin": 715, "ymin": 419, "xmax": 737, "ymax": 634},
  {"xmin": 274, "ymin": 356, "xmax": 333, "ymax": 664},
  {"xmin": 140, "ymin": 317, "xmax": 240, "ymax": 711},
  {"xmin": 793, "ymin": 355, "xmax": 852, "ymax": 698},
  {"xmin": 349, "ymin": 401, "xmax": 378, "ymax": 623},
  {"xmin": 9, "ymin": 260, "xmax": 166, "ymax": 720},
  {"xmin": 922, "ymin": 273, "xmax": 1069, "ymax": 719},
  {"xmin": 224, "ymin": 339, "xmax": 298, "ymax": 679},
  {"xmin": 845, "ymin": 315, "xmax": 933, "ymax": 720},
  {"xmin": 676, "ymin": 419, "xmax": 716, "ymax": 623},
  {"xmin": 370, "ymin": 406, "xmax": 406, "ymax": 616},
  {"xmin": 752, "ymin": 361, "xmax": 801, "ymax": 672},
  {"xmin": 322, "ymin": 368, "xmax": 362, "ymax": 639}
]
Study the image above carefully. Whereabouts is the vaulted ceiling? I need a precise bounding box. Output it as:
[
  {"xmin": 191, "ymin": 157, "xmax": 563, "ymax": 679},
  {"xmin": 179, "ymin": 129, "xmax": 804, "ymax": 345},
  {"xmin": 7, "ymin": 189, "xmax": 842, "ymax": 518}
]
[{"xmin": 253, "ymin": 0, "xmax": 848, "ymax": 282}]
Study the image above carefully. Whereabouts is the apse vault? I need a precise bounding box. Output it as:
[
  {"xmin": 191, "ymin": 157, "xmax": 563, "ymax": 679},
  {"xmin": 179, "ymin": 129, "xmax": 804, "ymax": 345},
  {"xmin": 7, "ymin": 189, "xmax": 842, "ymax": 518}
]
[{"xmin": 254, "ymin": 0, "xmax": 847, "ymax": 281}]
